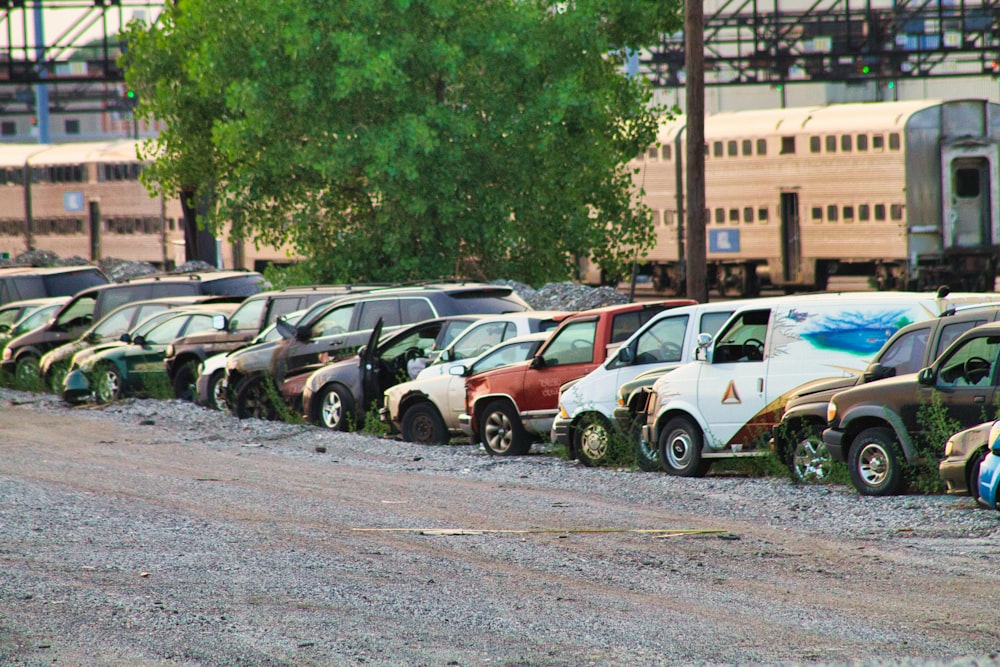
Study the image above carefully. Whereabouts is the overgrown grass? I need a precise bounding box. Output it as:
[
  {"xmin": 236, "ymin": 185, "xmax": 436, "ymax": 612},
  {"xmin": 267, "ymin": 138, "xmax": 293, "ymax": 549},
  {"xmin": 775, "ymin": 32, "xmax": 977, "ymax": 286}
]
[
  {"xmin": 360, "ymin": 400, "xmax": 389, "ymax": 436},
  {"xmin": 911, "ymin": 391, "xmax": 960, "ymax": 494}
]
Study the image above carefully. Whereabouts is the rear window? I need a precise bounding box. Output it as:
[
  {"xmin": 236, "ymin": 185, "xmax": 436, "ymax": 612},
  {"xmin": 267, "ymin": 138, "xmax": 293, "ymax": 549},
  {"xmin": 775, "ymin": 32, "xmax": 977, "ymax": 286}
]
[
  {"xmin": 42, "ymin": 268, "xmax": 108, "ymax": 297},
  {"xmin": 443, "ymin": 290, "xmax": 529, "ymax": 315},
  {"xmin": 198, "ymin": 274, "xmax": 268, "ymax": 297},
  {"xmin": 610, "ymin": 307, "xmax": 667, "ymax": 343}
]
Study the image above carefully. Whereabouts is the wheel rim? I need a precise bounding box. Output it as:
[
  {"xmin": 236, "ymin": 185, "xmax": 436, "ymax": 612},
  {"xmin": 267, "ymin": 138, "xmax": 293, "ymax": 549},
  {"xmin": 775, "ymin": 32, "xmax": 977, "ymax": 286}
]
[
  {"xmin": 408, "ymin": 411, "xmax": 436, "ymax": 443},
  {"xmin": 665, "ymin": 429, "xmax": 693, "ymax": 469},
  {"xmin": 210, "ymin": 373, "xmax": 227, "ymax": 411},
  {"xmin": 96, "ymin": 368, "xmax": 119, "ymax": 403},
  {"xmin": 579, "ymin": 422, "xmax": 609, "ymax": 461},
  {"xmin": 857, "ymin": 443, "xmax": 890, "ymax": 486},
  {"xmin": 484, "ymin": 409, "xmax": 514, "ymax": 454},
  {"xmin": 320, "ymin": 390, "xmax": 342, "ymax": 428},
  {"xmin": 15, "ymin": 357, "xmax": 38, "ymax": 387},
  {"xmin": 48, "ymin": 365, "xmax": 68, "ymax": 394},
  {"xmin": 792, "ymin": 436, "xmax": 832, "ymax": 482}
]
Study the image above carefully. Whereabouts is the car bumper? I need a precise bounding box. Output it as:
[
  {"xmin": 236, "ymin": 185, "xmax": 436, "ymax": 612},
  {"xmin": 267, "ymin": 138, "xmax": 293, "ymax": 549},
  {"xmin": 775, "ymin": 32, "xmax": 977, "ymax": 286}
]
[
  {"xmin": 938, "ymin": 456, "xmax": 971, "ymax": 495},
  {"xmin": 550, "ymin": 415, "xmax": 572, "ymax": 447},
  {"xmin": 458, "ymin": 413, "xmax": 473, "ymax": 437},
  {"xmin": 62, "ymin": 369, "xmax": 91, "ymax": 404},
  {"xmin": 977, "ymin": 453, "xmax": 1000, "ymax": 509},
  {"xmin": 822, "ymin": 428, "xmax": 845, "ymax": 462}
]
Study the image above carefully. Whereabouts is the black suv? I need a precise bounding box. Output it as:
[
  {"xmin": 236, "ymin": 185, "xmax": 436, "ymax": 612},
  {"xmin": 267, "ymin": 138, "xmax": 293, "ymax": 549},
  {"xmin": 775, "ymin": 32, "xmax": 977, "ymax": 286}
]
[
  {"xmin": 163, "ymin": 284, "xmax": 386, "ymax": 400},
  {"xmin": 1, "ymin": 270, "xmax": 267, "ymax": 386},
  {"xmin": 224, "ymin": 283, "xmax": 530, "ymax": 417},
  {"xmin": 0, "ymin": 266, "xmax": 109, "ymax": 306},
  {"xmin": 823, "ymin": 320, "xmax": 1000, "ymax": 496},
  {"xmin": 777, "ymin": 301, "xmax": 1000, "ymax": 483}
]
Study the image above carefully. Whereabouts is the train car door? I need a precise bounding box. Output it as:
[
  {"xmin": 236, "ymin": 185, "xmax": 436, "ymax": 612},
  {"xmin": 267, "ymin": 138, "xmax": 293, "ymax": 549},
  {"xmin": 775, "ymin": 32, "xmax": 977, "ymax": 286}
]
[
  {"xmin": 780, "ymin": 192, "xmax": 801, "ymax": 282},
  {"xmin": 948, "ymin": 157, "xmax": 993, "ymax": 247}
]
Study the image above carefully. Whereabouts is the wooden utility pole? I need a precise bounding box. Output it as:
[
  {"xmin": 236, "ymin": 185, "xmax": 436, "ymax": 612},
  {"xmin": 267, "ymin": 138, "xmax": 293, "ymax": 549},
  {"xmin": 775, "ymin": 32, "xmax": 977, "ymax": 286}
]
[{"xmin": 685, "ymin": 0, "xmax": 708, "ymax": 303}]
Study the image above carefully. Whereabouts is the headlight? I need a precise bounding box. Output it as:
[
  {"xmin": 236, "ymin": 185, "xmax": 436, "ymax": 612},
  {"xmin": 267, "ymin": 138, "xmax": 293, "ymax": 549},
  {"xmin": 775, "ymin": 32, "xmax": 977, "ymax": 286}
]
[
  {"xmin": 943, "ymin": 436, "xmax": 956, "ymax": 458},
  {"xmin": 166, "ymin": 345, "xmax": 174, "ymax": 358},
  {"xmin": 2, "ymin": 347, "xmax": 10, "ymax": 361},
  {"xmin": 826, "ymin": 400, "xmax": 837, "ymax": 423},
  {"xmin": 558, "ymin": 404, "xmax": 568, "ymax": 419}
]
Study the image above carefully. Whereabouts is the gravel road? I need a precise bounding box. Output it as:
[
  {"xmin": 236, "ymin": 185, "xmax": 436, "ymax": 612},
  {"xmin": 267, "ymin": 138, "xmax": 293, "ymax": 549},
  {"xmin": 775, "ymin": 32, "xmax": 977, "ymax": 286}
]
[{"xmin": 2, "ymin": 387, "xmax": 999, "ymax": 667}]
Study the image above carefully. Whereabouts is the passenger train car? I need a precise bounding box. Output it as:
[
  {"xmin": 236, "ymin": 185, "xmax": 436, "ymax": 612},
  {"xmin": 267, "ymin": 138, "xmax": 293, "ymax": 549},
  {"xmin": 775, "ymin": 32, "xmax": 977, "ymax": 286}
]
[
  {"xmin": 608, "ymin": 98, "xmax": 1000, "ymax": 296},
  {"xmin": 0, "ymin": 140, "xmax": 297, "ymax": 271}
]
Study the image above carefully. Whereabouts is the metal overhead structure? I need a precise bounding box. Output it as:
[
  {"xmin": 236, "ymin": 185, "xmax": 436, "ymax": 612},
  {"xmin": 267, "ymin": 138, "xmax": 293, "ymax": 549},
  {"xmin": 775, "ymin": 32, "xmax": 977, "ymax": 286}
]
[{"xmin": 641, "ymin": 0, "xmax": 1000, "ymax": 97}]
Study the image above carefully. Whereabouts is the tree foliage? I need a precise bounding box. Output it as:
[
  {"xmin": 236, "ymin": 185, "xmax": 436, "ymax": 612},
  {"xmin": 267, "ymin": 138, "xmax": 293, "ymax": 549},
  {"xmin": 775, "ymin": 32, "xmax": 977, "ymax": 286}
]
[{"xmin": 123, "ymin": 0, "xmax": 681, "ymax": 285}]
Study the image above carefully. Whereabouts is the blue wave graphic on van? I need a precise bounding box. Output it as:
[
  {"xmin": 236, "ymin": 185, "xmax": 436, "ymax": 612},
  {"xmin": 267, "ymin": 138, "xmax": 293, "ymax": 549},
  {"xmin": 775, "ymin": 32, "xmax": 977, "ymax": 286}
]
[{"xmin": 793, "ymin": 309, "xmax": 913, "ymax": 355}]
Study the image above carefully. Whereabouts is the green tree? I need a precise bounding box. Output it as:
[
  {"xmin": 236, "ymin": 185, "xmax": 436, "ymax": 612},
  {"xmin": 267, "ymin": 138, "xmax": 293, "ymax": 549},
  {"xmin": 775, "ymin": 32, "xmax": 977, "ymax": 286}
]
[{"xmin": 123, "ymin": 0, "xmax": 681, "ymax": 285}]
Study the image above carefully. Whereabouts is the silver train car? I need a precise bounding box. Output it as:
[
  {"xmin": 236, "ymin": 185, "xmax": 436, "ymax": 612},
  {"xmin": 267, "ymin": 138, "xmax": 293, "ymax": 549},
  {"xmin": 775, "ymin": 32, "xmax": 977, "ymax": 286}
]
[
  {"xmin": 0, "ymin": 140, "xmax": 297, "ymax": 270},
  {"xmin": 606, "ymin": 98, "xmax": 1000, "ymax": 296}
]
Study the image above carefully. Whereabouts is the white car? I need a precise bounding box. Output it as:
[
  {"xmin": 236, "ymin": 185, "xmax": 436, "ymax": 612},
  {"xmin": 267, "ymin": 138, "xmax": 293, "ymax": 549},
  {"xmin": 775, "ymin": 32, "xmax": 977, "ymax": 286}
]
[
  {"xmin": 383, "ymin": 332, "xmax": 551, "ymax": 444},
  {"xmin": 414, "ymin": 311, "xmax": 568, "ymax": 379}
]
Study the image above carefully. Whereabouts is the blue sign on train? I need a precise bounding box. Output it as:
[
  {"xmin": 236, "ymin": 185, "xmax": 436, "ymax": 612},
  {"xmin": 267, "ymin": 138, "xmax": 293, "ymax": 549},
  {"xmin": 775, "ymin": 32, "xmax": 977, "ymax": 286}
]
[
  {"xmin": 709, "ymin": 229, "xmax": 740, "ymax": 253},
  {"xmin": 64, "ymin": 192, "xmax": 84, "ymax": 212}
]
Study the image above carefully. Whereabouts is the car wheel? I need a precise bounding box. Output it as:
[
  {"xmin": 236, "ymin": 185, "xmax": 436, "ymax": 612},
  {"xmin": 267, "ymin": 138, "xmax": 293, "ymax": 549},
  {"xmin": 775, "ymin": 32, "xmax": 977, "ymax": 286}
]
[
  {"xmin": 658, "ymin": 416, "xmax": 710, "ymax": 477},
  {"xmin": 789, "ymin": 425, "xmax": 832, "ymax": 483},
  {"xmin": 206, "ymin": 370, "xmax": 227, "ymax": 411},
  {"xmin": 94, "ymin": 364, "xmax": 122, "ymax": 404},
  {"xmin": 848, "ymin": 426, "xmax": 905, "ymax": 496},
  {"xmin": 14, "ymin": 355, "xmax": 39, "ymax": 390},
  {"xmin": 634, "ymin": 435, "xmax": 660, "ymax": 471},
  {"xmin": 967, "ymin": 448, "xmax": 987, "ymax": 500},
  {"xmin": 574, "ymin": 414, "xmax": 613, "ymax": 467},
  {"xmin": 400, "ymin": 402, "xmax": 448, "ymax": 444},
  {"xmin": 172, "ymin": 361, "xmax": 198, "ymax": 402},
  {"xmin": 47, "ymin": 362, "xmax": 69, "ymax": 395},
  {"xmin": 480, "ymin": 400, "xmax": 528, "ymax": 456},
  {"xmin": 313, "ymin": 384, "xmax": 354, "ymax": 431},
  {"xmin": 234, "ymin": 375, "xmax": 278, "ymax": 421}
]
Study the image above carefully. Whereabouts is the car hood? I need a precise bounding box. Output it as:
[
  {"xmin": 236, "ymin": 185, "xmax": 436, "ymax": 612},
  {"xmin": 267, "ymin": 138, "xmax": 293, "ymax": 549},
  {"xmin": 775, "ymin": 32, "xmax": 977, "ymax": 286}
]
[
  {"xmin": 304, "ymin": 356, "xmax": 361, "ymax": 392},
  {"xmin": 789, "ymin": 375, "xmax": 860, "ymax": 401},
  {"xmin": 830, "ymin": 372, "xmax": 920, "ymax": 406}
]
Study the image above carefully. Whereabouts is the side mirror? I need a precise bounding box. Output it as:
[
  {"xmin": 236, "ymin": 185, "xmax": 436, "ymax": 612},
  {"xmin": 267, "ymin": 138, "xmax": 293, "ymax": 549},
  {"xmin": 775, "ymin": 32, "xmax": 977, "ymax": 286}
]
[
  {"xmin": 696, "ymin": 333, "xmax": 713, "ymax": 348},
  {"xmin": 119, "ymin": 332, "xmax": 132, "ymax": 343},
  {"xmin": 439, "ymin": 349, "xmax": 452, "ymax": 363},
  {"xmin": 917, "ymin": 367, "xmax": 935, "ymax": 386},
  {"xmin": 863, "ymin": 362, "xmax": 894, "ymax": 382},
  {"xmin": 448, "ymin": 364, "xmax": 467, "ymax": 377},
  {"xmin": 132, "ymin": 334, "xmax": 146, "ymax": 346},
  {"xmin": 275, "ymin": 316, "xmax": 297, "ymax": 340},
  {"xmin": 213, "ymin": 314, "xmax": 227, "ymax": 331},
  {"xmin": 616, "ymin": 346, "xmax": 634, "ymax": 364},
  {"xmin": 530, "ymin": 355, "xmax": 545, "ymax": 370}
]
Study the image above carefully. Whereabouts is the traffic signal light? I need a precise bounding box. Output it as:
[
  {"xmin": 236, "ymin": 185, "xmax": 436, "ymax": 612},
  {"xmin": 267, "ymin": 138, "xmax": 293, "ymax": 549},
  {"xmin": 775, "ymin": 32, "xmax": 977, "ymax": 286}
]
[{"xmin": 122, "ymin": 88, "xmax": 137, "ymax": 110}]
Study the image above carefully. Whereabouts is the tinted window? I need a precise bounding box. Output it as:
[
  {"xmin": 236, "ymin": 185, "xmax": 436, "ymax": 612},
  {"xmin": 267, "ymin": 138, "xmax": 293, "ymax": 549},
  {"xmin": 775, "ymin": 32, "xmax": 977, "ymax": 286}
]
[
  {"xmin": 438, "ymin": 319, "xmax": 474, "ymax": 349},
  {"xmin": 229, "ymin": 298, "xmax": 267, "ymax": 332},
  {"xmin": 441, "ymin": 291, "xmax": 528, "ymax": 315},
  {"xmin": 937, "ymin": 335, "xmax": 1000, "ymax": 387},
  {"xmin": 42, "ymin": 269, "xmax": 107, "ymax": 296},
  {"xmin": 359, "ymin": 299, "xmax": 402, "ymax": 328},
  {"xmin": 936, "ymin": 321, "xmax": 984, "ymax": 359},
  {"xmin": 541, "ymin": 319, "xmax": 597, "ymax": 367},
  {"xmin": 700, "ymin": 311, "xmax": 734, "ymax": 335},
  {"xmin": 610, "ymin": 308, "xmax": 665, "ymax": 344},
  {"xmin": 198, "ymin": 275, "xmax": 267, "ymax": 297},
  {"xmin": 400, "ymin": 298, "xmax": 434, "ymax": 323},
  {"xmin": 877, "ymin": 327, "xmax": 930, "ymax": 376},
  {"xmin": 9, "ymin": 277, "xmax": 46, "ymax": 300}
]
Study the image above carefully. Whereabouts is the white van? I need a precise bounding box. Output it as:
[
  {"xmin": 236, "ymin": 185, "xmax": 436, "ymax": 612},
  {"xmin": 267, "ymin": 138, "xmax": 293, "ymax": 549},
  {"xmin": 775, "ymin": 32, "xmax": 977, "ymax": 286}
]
[
  {"xmin": 639, "ymin": 290, "xmax": 997, "ymax": 476},
  {"xmin": 550, "ymin": 301, "xmax": 741, "ymax": 466}
]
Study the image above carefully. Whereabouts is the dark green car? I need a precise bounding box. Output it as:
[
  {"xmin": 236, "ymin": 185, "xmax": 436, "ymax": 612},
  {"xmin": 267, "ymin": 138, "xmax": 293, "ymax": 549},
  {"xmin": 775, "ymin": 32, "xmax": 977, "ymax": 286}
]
[{"xmin": 63, "ymin": 303, "xmax": 239, "ymax": 404}]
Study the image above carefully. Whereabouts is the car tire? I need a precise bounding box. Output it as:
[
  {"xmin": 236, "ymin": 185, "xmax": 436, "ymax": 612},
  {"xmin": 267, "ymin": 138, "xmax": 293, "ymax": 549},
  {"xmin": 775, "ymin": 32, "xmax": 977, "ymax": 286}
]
[
  {"xmin": 634, "ymin": 435, "xmax": 660, "ymax": 472},
  {"xmin": 400, "ymin": 402, "xmax": 448, "ymax": 444},
  {"xmin": 234, "ymin": 375, "xmax": 278, "ymax": 421},
  {"xmin": 312, "ymin": 384, "xmax": 354, "ymax": 431},
  {"xmin": 94, "ymin": 364, "xmax": 122, "ymax": 404},
  {"xmin": 848, "ymin": 426, "xmax": 906, "ymax": 496},
  {"xmin": 574, "ymin": 414, "xmax": 613, "ymax": 467},
  {"xmin": 658, "ymin": 416, "xmax": 711, "ymax": 477},
  {"xmin": 480, "ymin": 400, "xmax": 528, "ymax": 456},
  {"xmin": 967, "ymin": 447, "xmax": 987, "ymax": 500},
  {"xmin": 206, "ymin": 370, "xmax": 227, "ymax": 411},
  {"xmin": 788, "ymin": 424, "xmax": 833, "ymax": 483},
  {"xmin": 14, "ymin": 354, "xmax": 39, "ymax": 390},
  {"xmin": 172, "ymin": 361, "xmax": 198, "ymax": 402}
]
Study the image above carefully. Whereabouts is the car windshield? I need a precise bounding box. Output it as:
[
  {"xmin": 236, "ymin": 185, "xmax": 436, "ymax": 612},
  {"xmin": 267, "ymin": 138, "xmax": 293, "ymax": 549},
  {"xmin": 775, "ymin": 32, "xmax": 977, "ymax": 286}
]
[
  {"xmin": 12, "ymin": 304, "xmax": 61, "ymax": 334},
  {"xmin": 131, "ymin": 310, "xmax": 184, "ymax": 337},
  {"xmin": 471, "ymin": 339, "xmax": 543, "ymax": 374}
]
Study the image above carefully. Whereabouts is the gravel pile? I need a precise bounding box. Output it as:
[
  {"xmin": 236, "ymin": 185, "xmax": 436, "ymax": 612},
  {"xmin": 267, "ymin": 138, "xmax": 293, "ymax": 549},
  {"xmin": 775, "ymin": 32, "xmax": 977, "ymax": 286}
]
[
  {"xmin": 0, "ymin": 249, "xmax": 91, "ymax": 268},
  {"xmin": 492, "ymin": 279, "xmax": 628, "ymax": 310}
]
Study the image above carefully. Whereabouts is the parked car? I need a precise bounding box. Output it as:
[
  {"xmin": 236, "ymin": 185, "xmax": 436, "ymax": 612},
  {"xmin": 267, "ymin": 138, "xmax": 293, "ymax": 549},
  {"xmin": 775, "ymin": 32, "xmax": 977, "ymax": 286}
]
[
  {"xmin": 825, "ymin": 320, "xmax": 1000, "ymax": 496},
  {"xmin": 163, "ymin": 284, "xmax": 383, "ymax": 401},
  {"xmin": 1, "ymin": 270, "xmax": 266, "ymax": 386},
  {"xmin": 38, "ymin": 295, "xmax": 235, "ymax": 394},
  {"xmin": 978, "ymin": 434, "xmax": 1000, "ymax": 509},
  {"xmin": 383, "ymin": 332, "xmax": 551, "ymax": 444},
  {"xmin": 294, "ymin": 316, "xmax": 483, "ymax": 430},
  {"xmin": 939, "ymin": 420, "xmax": 995, "ymax": 498},
  {"xmin": 225, "ymin": 283, "xmax": 530, "ymax": 418},
  {"xmin": 0, "ymin": 297, "xmax": 68, "ymax": 333},
  {"xmin": 778, "ymin": 300, "xmax": 1000, "ymax": 482},
  {"xmin": 460, "ymin": 299, "xmax": 695, "ymax": 456},
  {"xmin": 0, "ymin": 298, "xmax": 70, "ymax": 368},
  {"xmin": 641, "ymin": 290, "xmax": 978, "ymax": 478},
  {"xmin": 63, "ymin": 303, "xmax": 241, "ymax": 404},
  {"xmin": 551, "ymin": 301, "xmax": 737, "ymax": 466},
  {"xmin": 414, "ymin": 311, "xmax": 570, "ymax": 379},
  {"xmin": 0, "ymin": 265, "xmax": 108, "ymax": 306}
]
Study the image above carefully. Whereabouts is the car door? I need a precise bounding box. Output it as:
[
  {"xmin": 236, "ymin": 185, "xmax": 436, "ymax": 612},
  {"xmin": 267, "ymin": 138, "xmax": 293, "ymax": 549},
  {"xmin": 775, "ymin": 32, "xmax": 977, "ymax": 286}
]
[
  {"xmin": 127, "ymin": 313, "xmax": 192, "ymax": 388},
  {"xmin": 522, "ymin": 318, "xmax": 600, "ymax": 419},
  {"xmin": 921, "ymin": 332, "xmax": 1000, "ymax": 432},
  {"xmin": 281, "ymin": 302, "xmax": 358, "ymax": 376}
]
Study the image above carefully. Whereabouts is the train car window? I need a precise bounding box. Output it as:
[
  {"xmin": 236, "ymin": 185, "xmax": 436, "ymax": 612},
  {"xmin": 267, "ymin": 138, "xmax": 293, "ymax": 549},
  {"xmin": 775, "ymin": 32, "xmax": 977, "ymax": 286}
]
[
  {"xmin": 875, "ymin": 204, "xmax": 886, "ymax": 220},
  {"xmin": 0, "ymin": 121, "xmax": 14, "ymax": 136},
  {"xmin": 73, "ymin": 165, "xmax": 83, "ymax": 182},
  {"xmin": 727, "ymin": 141, "xmax": 737, "ymax": 157},
  {"xmin": 728, "ymin": 209, "xmax": 739, "ymax": 223},
  {"xmin": 647, "ymin": 146, "xmax": 658, "ymax": 160},
  {"xmin": 168, "ymin": 219, "xmax": 176, "ymax": 231},
  {"xmin": 713, "ymin": 142, "xmax": 723, "ymax": 158},
  {"xmin": 890, "ymin": 204, "xmax": 904, "ymax": 220},
  {"xmin": 872, "ymin": 135, "xmax": 884, "ymax": 150},
  {"xmin": 743, "ymin": 207, "xmax": 753, "ymax": 223},
  {"xmin": 663, "ymin": 210, "xmax": 674, "ymax": 225},
  {"xmin": 780, "ymin": 137, "xmax": 795, "ymax": 154},
  {"xmin": 857, "ymin": 134, "xmax": 869, "ymax": 151},
  {"xmin": 756, "ymin": 139, "xmax": 766, "ymax": 155},
  {"xmin": 811, "ymin": 207, "xmax": 823, "ymax": 221},
  {"xmin": 840, "ymin": 135, "xmax": 852, "ymax": 152},
  {"xmin": 955, "ymin": 169, "xmax": 981, "ymax": 197},
  {"xmin": 714, "ymin": 208, "xmax": 725, "ymax": 224},
  {"xmin": 888, "ymin": 133, "xmax": 900, "ymax": 150},
  {"xmin": 65, "ymin": 119, "xmax": 80, "ymax": 135},
  {"xmin": 661, "ymin": 144, "xmax": 671, "ymax": 161},
  {"xmin": 843, "ymin": 206, "xmax": 854, "ymax": 222},
  {"xmin": 741, "ymin": 140, "xmax": 752, "ymax": 156},
  {"xmin": 825, "ymin": 136, "xmax": 836, "ymax": 153},
  {"xmin": 859, "ymin": 204, "xmax": 870, "ymax": 222},
  {"xmin": 758, "ymin": 208, "xmax": 769, "ymax": 223},
  {"xmin": 810, "ymin": 137, "xmax": 821, "ymax": 153},
  {"xmin": 826, "ymin": 205, "xmax": 838, "ymax": 222}
]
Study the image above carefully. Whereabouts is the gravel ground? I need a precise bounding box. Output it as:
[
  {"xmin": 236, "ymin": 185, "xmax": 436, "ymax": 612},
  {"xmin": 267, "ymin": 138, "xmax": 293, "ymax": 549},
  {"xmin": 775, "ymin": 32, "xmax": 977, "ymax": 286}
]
[{"xmin": 2, "ymin": 387, "xmax": 1000, "ymax": 667}]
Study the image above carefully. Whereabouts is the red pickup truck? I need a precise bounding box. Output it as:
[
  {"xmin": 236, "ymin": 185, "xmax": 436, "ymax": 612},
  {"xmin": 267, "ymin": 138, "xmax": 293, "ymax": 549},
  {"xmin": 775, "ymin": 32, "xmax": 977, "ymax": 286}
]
[{"xmin": 459, "ymin": 299, "xmax": 695, "ymax": 456}]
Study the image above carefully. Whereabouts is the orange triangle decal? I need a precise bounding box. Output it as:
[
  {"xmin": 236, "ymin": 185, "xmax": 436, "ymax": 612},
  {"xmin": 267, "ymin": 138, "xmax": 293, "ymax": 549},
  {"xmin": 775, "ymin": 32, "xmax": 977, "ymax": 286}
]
[{"xmin": 722, "ymin": 380, "xmax": 741, "ymax": 404}]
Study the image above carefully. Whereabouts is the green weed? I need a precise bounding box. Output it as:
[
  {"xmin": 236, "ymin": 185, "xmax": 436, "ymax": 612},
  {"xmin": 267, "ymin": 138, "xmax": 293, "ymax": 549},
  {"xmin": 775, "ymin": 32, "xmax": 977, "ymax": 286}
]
[{"xmin": 912, "ymin": 391, "xmax": 960, "ymax": 494}]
